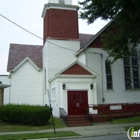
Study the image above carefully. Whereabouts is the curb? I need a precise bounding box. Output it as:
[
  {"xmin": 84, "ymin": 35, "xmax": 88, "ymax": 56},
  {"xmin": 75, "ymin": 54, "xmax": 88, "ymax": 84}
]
[
  {"xmin": 49, "ymin": 136, "xmax": 80, "ymax": 140},
  {"xmin": 26, "ymin": 132, "xmax": 127, "ymax": 140},
  {"xmin": 26, "ymin": 136, "xmax": 80, "ymax": 140}
]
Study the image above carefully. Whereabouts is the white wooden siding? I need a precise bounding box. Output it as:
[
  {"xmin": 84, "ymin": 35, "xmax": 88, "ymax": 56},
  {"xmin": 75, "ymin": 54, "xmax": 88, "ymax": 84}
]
[
  {"xmin": 83, "ymin": 48, "xmax": 140, "ymax": 104},
  {"xmin": 78, "ymin": 53, "xmax": 86, "ymax": 65},
  {"xmin": 43, "ymin": 39, "xmax": 80, "ymax": 106},
  {"xmin": 45, "ymin": 39, "xmax": 80, "ymax": 79},
  {"xmin": 9, "ymin": 61, "xmax": 43, "ymax": 105}
]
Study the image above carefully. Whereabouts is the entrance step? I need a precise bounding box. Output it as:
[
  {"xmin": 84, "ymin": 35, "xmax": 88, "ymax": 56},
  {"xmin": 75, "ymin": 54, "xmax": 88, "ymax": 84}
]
[{"xmin": 66, "ymin": 115, "xmax": 91, "ymax": 127}]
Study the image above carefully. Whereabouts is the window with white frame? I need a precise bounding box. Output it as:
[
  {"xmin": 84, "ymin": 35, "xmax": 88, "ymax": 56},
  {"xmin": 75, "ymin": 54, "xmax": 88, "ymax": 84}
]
[
  {"xmin": 59, "ymin": 0, "xmax": 65, "ymax": 4},
  {"xmin": 105, "ymin": 59, "xmax": 113, "ymax": 90},
  {"xmin": 51, "ymin": 88, "xmax": 56, "ymax": 100},
  {"xmin": 123, "ymin": 47, "xmax": 140, "ymax": 89}
]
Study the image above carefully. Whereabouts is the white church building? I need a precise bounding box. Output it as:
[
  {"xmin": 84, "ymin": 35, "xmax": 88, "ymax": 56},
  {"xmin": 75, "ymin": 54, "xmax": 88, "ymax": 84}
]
[{"xmin": 0, "ymin": 0, "xmax": 140, "ymax": 117}]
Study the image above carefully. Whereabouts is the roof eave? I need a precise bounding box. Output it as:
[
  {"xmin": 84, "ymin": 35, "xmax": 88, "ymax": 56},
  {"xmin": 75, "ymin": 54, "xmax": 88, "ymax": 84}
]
[
  {"xmin": 75, "ymin": 19, "xmax": 114, "ymax": 56},
  {"xmin": 11, "ymin": 57, "xmax": 42, "ymax": 73}
]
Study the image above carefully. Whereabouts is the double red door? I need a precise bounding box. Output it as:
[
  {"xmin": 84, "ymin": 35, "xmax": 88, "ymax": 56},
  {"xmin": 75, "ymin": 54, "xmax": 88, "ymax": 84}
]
[{"xmin": 68, "ymin": 91, "xmax": 88, "ymax": 115}]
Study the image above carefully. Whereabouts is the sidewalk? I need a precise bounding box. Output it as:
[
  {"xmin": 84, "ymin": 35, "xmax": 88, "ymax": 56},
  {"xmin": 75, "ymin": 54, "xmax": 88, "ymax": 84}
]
[{"xmin": 0, "ymin": 123, "xmax": 139, "ymax": 139}]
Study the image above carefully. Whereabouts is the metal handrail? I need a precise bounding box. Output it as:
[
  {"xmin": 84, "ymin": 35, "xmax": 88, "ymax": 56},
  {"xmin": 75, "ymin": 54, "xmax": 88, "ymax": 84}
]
[
  {"xmin": 84, "ymin": 107, "xmax": 93, "ymax": 123},
  {"xmin": 59, "ymin": 108, "xmax": 68, "ymax": 124}
]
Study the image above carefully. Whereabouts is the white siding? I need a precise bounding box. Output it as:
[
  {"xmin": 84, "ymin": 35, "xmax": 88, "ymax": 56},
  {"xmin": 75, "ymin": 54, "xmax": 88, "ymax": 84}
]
[
  {"xmin": 50, "ymin": 81, "xmax": 60, "ymax": 117},
  {"xmin": 78, "ymin": 53, "xmax": 86, "ymax": 65},
  {"xmin": 84, "ymin": 48, "xmax": 140, "ymax": 104},
  {"xmin": 9, "ymin": 61, "xmax": 43, "ymax": 105},
  {"xmin": 43, "ymin": 39, "xmax": 80, "ymax": 106},
  {"xmin": 44, "ymin": 39, "xmax": 80, "ymax": 79},
  {"xmin": 85, "ymin": 48, "xmax": 103, "ymax": 103}
]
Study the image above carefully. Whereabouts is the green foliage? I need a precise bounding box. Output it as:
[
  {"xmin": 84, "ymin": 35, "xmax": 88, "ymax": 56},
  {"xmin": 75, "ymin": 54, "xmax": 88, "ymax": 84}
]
[
  {"xmin": 0, "ymin": 104, "xmax": 51, "ymax": 126},
  {"xmin": 79, "ymin": 0, "xmax": 140, "ymax": 61}
]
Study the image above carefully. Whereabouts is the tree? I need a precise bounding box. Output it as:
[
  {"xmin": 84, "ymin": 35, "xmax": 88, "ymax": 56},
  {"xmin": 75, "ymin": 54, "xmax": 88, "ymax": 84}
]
[{"xmin": 79, "ymin": 0, "xmax": 140, "ymax": 62}]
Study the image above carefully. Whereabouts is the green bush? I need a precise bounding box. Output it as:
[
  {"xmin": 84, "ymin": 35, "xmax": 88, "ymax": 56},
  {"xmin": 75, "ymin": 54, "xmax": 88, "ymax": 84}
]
[{"xmin": 0, "ymin": 104, "xmax": 51, "ymax": 126}]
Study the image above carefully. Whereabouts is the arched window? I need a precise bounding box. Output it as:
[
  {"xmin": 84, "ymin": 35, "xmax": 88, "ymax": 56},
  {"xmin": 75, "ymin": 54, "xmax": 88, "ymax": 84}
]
[{"xmin": 105, "ymin": 59, "xmax": 113, "ymax": 89}]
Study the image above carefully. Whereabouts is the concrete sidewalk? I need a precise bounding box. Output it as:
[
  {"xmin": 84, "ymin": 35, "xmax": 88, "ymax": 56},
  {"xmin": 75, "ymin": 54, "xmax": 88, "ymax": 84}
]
[{"xmin": 0, "ymin": 123, "xmax": 139, "ymax": 139}]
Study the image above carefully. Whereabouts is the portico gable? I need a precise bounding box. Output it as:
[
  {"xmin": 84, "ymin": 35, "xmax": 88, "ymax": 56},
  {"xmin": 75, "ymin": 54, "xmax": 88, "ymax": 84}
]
[{"xmin": 49, "ymin": 61, "xmax": 98, "ymax": 117}]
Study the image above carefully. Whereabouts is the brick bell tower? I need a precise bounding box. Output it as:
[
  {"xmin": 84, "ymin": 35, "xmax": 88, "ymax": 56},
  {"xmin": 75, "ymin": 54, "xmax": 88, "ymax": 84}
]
[{"xmin": 41, "ymin": 0, "xmax": 79, "ymax": 43}]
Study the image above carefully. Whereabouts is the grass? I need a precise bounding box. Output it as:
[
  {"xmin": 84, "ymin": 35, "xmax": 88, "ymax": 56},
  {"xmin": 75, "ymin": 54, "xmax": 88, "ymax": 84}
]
[
  {"xmin": 111, "ymin": 116, "xmax": 140, "ymax": 124},
  {"xmin": 125, "ymin": 125, "xmax": 140, "ymax": 131},
  {"xmin": 0, "ymin": 131, "xmax": 79, "ymax": 140},
  {"xmin": 0, "ymin": 117, "xmax": 66, "ymax": 132},
  {"xmin": 111, "ymin": 116, "xmax": 140, "ymax": 132},
  {"xmin": 0, "ymin": 118, "xmax": 79, "ymax": 140}
]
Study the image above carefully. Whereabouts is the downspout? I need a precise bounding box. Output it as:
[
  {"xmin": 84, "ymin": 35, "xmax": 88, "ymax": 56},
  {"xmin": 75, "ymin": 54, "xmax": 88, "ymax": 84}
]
[{"xmin": 100, "ymin": 53, "xmax": 105, "ymax": 103}]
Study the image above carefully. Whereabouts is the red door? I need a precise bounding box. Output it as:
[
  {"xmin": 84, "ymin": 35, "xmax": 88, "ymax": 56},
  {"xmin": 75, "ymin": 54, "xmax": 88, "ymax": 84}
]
[{"xmin": 68, "ymin": 91, "xmax": 88, "ymax": 115}]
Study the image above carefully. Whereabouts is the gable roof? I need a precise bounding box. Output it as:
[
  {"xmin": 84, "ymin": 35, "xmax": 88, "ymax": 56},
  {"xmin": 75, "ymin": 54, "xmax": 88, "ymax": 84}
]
[
  {"xmin": 49, "ymin": 61, "xmax": 98, "ymax": 82},
  {"xmin": 61, "ymin": 63, "xmax": 92, "ymax": 75},
  {"xmin": 76, "ymin": 20, "xmax": 114, "ymax": 56},
  {"xmin": 7, "ymin": 44, "xmax": 43, "ymax": 72},
  {"xmin": 12, "ymin": 57, "xmax": 42, "ymax": 72}
]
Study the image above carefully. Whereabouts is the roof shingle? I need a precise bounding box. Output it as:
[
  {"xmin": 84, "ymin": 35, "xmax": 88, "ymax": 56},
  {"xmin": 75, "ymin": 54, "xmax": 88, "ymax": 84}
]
[
  {"xmin": 7, "ymin": 34, "xmax": 93, "ymax": 72},
  {"xmin": 79, "ymin": 33, "xmax": 94, "ymax": 49},
  {"xmin": 7, "ymin": 44, "xmax": 43, "ymax": 72}
]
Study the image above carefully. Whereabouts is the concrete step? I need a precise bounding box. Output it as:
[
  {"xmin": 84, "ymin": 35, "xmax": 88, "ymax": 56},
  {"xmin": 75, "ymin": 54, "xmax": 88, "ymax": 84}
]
[
  {"xmin": 66, "ymin": 115, "xmax": 91, "ymax": 127},
  {"xmin": 67, "ymin": 122, "xmax": 91, "ymax": 127}
]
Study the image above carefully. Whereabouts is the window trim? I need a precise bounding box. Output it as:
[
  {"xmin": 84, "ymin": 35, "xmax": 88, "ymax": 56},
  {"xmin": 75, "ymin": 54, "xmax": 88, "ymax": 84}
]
[
  {"xmin": 105, "ymin": 59, "xmax": 113, "ymax": 90},
  {"xmin": 123, "ymin": 48, "xmax": 140, "ymax": 90}
]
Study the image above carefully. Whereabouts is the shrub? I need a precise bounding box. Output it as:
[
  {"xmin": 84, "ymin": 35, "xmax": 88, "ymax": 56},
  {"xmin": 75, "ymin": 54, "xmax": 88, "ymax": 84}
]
[{"xmin": 0, "ymin": 104, "xmax": 51, "ymax": 126}]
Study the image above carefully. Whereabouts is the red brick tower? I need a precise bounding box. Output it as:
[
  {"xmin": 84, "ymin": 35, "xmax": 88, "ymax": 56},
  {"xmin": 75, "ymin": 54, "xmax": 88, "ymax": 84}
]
[{"xmin": 42, "ymin": 0, "xmax": 79, "ymax": 43}]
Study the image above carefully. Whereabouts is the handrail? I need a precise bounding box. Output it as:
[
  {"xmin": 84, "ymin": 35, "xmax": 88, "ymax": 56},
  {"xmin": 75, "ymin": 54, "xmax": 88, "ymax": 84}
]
[
  {"xmin": 59, "ymin": 108, "xmax": 68, "ymax": 124},
  {"xmin": 60, "ymin": 108, "xmax": 68, "ymax": 117},
  {"xmin": 84, "ymin": 107, "xmax": 92, "ymax": 123}
]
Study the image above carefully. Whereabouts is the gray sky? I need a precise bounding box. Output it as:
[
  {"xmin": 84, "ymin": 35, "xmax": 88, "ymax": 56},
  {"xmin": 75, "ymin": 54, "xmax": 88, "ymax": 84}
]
[{"xmin": 0, "ymin": 0, "xmax": 109, "ymax": 74}]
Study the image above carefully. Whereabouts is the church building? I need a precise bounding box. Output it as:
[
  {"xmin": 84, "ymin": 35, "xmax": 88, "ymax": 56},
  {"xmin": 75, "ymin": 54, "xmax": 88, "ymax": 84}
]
[{"xmin": 0, "ymin": 0, "xmax": 140, "ymax": 118}]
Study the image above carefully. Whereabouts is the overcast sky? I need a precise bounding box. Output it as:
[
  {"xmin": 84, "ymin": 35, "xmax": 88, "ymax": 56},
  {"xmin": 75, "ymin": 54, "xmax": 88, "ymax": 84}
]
[{"xmin": 0, "ymin": 0, "xmax": 109, "ymax": 75}]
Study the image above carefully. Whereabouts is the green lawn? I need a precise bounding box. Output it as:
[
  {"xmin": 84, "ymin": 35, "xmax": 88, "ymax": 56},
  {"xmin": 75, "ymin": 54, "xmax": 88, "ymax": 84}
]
[
  {"xmin": 0, "ymin": 117, "xmax": 66, "ymax": 132},
  {"xmin": 111, "ymin": 116, "xmax": 140, "ymax": 124},
  {"xmin": 0, "ymin": 131, "xmax": 79, "ymax": 140},
  {"xmin": 111, "ymin": 116, "xmax": 140, "ymax": 132},
  {"xmin": 0, "ymin": 118, "xmax": 79, "ymax": 140}
]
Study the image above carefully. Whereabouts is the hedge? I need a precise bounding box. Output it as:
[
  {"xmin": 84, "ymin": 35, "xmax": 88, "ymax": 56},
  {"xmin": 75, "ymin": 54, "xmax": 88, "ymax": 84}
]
[{"xmin": 0, "ymin": 104, "xmax": 51, "ymax": 126}]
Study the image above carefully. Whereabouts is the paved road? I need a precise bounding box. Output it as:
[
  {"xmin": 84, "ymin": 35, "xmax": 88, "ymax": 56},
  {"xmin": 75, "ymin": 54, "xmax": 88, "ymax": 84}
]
[{"xmin": 68, "ymin": 134, "xmax": 139, "ymax": 140}]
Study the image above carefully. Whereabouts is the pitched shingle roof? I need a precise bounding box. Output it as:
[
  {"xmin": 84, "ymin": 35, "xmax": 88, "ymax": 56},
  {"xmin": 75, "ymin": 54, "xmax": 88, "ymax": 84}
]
[
  {"xmin": 79, "ymin": 33, "xmax": 94, "ymax": 49},
  {"xmin": 7, "ymin": 44, "xmax": 43, "ymax": 72},
  {"xmin": 7, "ymin": 34, "xmax": 93, "ymax": 72}
]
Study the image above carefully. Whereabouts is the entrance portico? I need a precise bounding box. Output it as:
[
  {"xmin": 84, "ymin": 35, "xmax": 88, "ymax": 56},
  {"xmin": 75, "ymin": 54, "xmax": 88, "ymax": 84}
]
[{"xmin": 49, "ymin": 61, "xmax": 98, "ymax": 117}]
